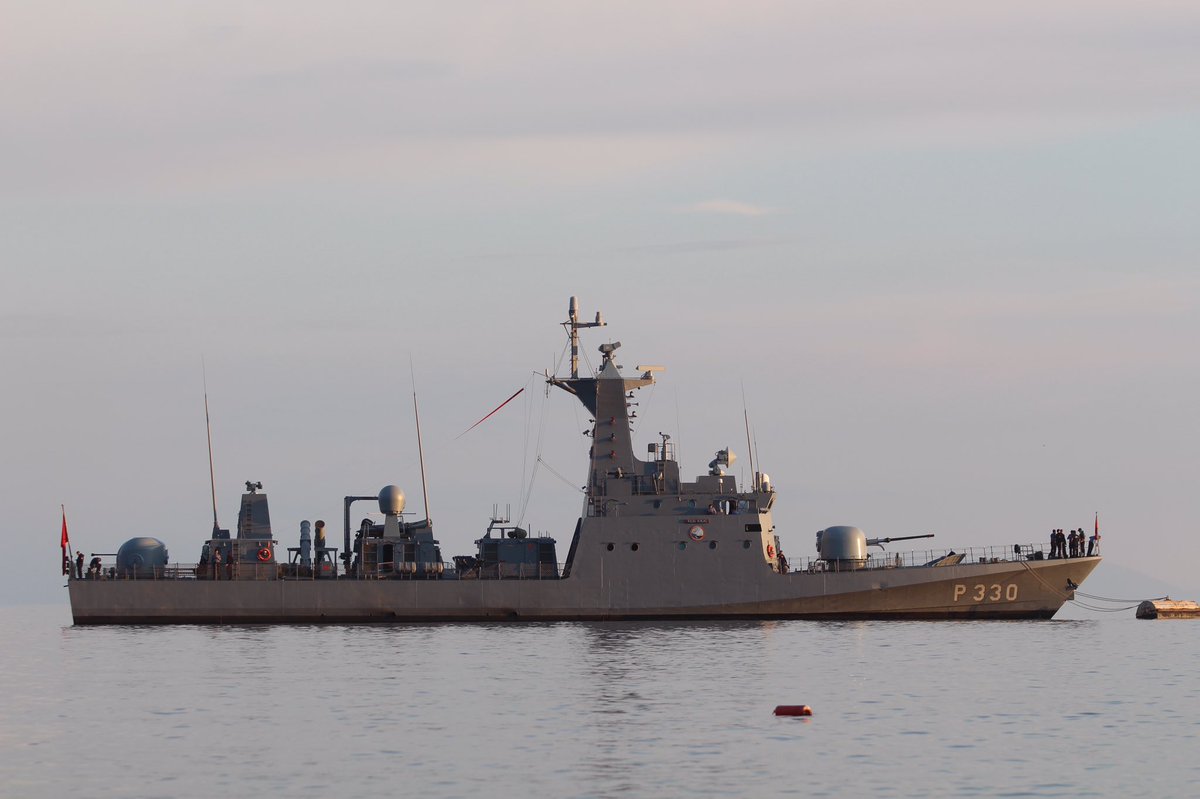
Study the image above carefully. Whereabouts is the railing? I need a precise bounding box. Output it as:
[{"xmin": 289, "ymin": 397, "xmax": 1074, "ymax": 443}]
[
  {"xmin": 449, "ymin": 562, "xmax": 563, "ymax": 580},
  {"xmin": 784, "ymin": 542, "xmax": 1097, "ymax": 574},
  {"xmin": 72, "ymin": 561, "xmax": 570, "ymax": 582},
  {"xmin": 74, "ymin": 562, "xmax": 287, "ymax": 581},
  {"xmin": 71, "ymin": 541, "xmax": 1096, "ymax": 583}
]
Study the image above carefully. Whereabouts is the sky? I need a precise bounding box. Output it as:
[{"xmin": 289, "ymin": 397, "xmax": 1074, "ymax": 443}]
[{"xmin": 2, "ymin": 1, "xmax": 1198, "ymax": 606}]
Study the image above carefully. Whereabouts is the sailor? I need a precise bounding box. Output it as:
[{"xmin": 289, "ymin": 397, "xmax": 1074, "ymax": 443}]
[
  {"xmin": 75, "ymin": 550, "xmax": 84, "ymax": 580},
  {"xmin": 213, "ymin": 548, "xmax": 223, "ymax": 580},
  {"xmin": 88, "ymin": 556, "xmax": 102, "ymax": 578},
  {"xmin": 1049, "ymin": 529, "xmax": 1058, "ymax": 558},
  {"xmin": 1071, "ymin": 530, "xmax": 1080, "ymax": 558}
]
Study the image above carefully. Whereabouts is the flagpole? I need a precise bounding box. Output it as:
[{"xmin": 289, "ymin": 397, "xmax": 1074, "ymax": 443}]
[{"xmin": 61, "ymin": 504, "xmax": 72, "ymax": 576}]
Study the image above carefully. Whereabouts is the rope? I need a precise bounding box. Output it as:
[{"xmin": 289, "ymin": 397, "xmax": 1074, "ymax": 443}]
[
  {"xmin": 1072, "ymin": 602, "xmax": 1141, "ymax": 613},
  {"xmin": 1019, "ymin": 561, "xmax": 1151, "ymax": 614},
  {"xmin": 518, "ymin": 370, "xmax": 556, "ymax": 525},
  {"xmin": 1019, "ymin": 561, "xmax": 1070, "ymax": 601},
  {"xmin": 1075, "ymin": 591, "xmax": 1167, "ymax": 604},
  {"xmin": 537, "ymin": 456, "xmax": 585, "ymax": 493}
]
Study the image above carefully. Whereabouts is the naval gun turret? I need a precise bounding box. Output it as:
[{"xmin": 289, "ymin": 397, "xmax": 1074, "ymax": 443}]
[
  {"xmin": 116, "ymin": 537, "xmax": 168, "ymax": 578},
  {"xmin": 816, "ymin": 526, "xmax": 935, "ymax": 570}
]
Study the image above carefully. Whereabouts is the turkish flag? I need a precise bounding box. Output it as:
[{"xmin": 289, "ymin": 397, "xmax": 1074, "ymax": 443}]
[{"xmin": 60, "ymin": 507, "xmax": 70, "ymax": 575}]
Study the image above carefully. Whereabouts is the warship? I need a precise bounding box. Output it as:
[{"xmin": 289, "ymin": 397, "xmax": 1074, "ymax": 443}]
[{"xmin": 67, "ymin": 298, "xmax": 1100, "ymax": 624}]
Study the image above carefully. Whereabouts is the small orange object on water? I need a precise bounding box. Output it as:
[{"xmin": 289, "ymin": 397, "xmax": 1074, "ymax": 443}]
[{"xmin": 774, "ymin": 705, "xmax": 813, "ymax": 716}]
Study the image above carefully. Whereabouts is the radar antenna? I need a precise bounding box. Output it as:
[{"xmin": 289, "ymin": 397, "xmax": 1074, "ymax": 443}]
[{"xmin": 563, "ymin": 296, "xmax": 605, "ymax": 378}]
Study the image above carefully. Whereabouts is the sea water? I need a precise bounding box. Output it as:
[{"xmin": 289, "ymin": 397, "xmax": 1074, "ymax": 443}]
[{"xmin": 2, "ymin": 604, "xmax": 1196, "ymax": 798}]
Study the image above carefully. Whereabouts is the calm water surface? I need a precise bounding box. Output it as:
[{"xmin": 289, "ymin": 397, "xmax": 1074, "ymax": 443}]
[{"xmin": 2, "ymin": 604, "xmax": 1196, "ymax": 798}]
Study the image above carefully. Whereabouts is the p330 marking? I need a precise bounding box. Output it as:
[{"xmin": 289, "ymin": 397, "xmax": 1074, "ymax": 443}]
[{"xmin": 953, "ymin": 583, "xmax": 1019, "ymax": 603}]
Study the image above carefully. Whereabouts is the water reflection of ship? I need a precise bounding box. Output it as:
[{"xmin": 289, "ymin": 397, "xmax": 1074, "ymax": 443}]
[{"xmin": 68, "ymin": 297, "xmax": 1099, "ymax": 624}]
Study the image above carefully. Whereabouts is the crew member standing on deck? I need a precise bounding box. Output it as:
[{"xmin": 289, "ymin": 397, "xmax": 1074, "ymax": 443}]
[
  {"xmin": 1049, "ymin": 529, "xmax": 1058, "ymax": 558},
  {"xmin": 213, "ymin": 547, "xmax": 223, "ymax": 580},
  {"xmin": 75, "ymin": 550, "xmax": 84, "ymax": 580}
]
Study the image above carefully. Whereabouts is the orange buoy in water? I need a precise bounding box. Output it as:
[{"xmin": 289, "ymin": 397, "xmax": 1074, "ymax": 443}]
[{"xmin": 774, "ymin": 705, "xmax": 813, "ymax": 717}]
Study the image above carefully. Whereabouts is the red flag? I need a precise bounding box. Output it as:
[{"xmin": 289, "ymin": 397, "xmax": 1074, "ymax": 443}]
[
  {"xmin": 60, "ymin": 506, "xmax": 70, "ymax": 575},
  {"xmin": 1094, "ymin": 512, "xmax": 1099, "ymax": 537}
]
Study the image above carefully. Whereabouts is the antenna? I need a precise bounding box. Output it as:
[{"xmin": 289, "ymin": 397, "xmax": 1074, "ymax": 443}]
[
  {"xmin": 410, "ymin": 357, "xmax": 432, "ymax": 524},
  {"xmin": 741, "ymin": 381, "xmax": 755, "ymax": 490},
  {"xmin": 752, "ymin": 429, "xmax": 761, "ymax": 486},
  {"xmin": 203, "ymin": 358, "xmax": 220, "ymax": 536},
  {"xmin": 563, "ymin": 296, "xmax": 605, "ymax": 379}
]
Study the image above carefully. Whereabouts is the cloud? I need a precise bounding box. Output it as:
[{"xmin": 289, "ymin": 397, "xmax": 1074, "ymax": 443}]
[{"xmin": 680, "ymin": 200, "xmax": 775, "ymax": 217}]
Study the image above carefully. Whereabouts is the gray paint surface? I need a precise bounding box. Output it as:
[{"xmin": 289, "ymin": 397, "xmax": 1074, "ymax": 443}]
[{"xmin": 68, "ymin": 300, "xmax": 1102, "ymax": 624}]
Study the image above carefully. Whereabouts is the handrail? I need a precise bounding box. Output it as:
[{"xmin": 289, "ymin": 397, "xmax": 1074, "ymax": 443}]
[
  {"xmin": 787, "ymin": 542, "xmax": 1095, "ymax": 574},
  {"xmin": 72, "ymin": 541, "xmax": 1094, "ymax": 582}
]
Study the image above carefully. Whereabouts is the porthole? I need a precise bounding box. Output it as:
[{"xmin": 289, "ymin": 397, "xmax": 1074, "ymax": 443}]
[
  {"xmin": 606, "ymin": 543, "xmax": 614, "ymax": 552},
  {"xmin": 742, "ymin": 540, "xmax": 751, "ymax": 549},
  {"xmin": 677, "ymin": 542, "xmax": 687, "ymax": 551},
  {"xmin": 631, "ymin": 543, "xmax": 640, "ymax": 552},
  {"xmin": 653, "ymin": 500, "xmax": 662, "ymax": 509},
  {"xmin": 709, "ymin": 541, "xmax": 718, "ymax": 550}
]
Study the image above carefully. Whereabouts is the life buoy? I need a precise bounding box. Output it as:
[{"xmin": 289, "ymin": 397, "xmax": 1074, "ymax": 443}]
[
  {"xmin": 767, "ymin": 544, "xmax": 775, "ymax": 558},
  {"xmin": 257, "ymin": 546, "xmax": 272, "ymax": 562}
]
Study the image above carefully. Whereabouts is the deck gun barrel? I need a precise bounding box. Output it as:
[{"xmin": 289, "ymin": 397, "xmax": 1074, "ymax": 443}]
[{"xmin": 866, "ymin": 533, "xmax": 935, "ymax": 548}]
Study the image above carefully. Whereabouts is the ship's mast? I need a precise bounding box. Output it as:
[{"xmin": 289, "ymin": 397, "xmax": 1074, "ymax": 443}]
[{"xmin": 564, "ymin": 296, "xmax": 606, "ymax": 379}]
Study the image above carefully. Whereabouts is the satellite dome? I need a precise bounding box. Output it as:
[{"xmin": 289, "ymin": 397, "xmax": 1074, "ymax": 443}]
[{"xmin": 378, "ymin": 485, "xmax": 406, "ymax": 516}]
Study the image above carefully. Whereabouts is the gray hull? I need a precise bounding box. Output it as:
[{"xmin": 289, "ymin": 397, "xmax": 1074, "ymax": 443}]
[
  {"xmin": 65, "ymin": 299, "xmax": 1104, "ymax": 626},
  {"xmin": 69, "ymin": 556, "xmax": 1099, "ymax": 624}
]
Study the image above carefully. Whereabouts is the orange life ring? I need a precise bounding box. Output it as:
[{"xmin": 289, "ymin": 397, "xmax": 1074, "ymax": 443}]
[
  {"xmin": 767, "ymin": 544, "xmax": 775, "ymax": 558},
  {"xmin": 257, "ymin": 546, "xmax": 272, "ymax": 562}
]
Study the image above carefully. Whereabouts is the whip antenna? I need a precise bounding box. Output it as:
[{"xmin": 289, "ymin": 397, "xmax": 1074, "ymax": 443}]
[
  {"xmin": 411, "ymin": 357, "xmax": 432, "ymax": 524},
  {"xmin": 741, "ymin": 381, "xmax": 755, "ymax": 490},
  {"xmin": 203, "ymin": 358, "xmax": 220, "ymax": 535}
]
